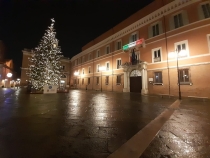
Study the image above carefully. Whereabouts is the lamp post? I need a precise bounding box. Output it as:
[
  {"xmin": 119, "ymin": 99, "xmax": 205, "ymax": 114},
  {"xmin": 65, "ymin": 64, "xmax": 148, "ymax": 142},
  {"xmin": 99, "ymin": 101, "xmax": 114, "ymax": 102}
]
[
  {"xmin": 176, "ymin": 49, "xmax": 181, "ymax": 100},
  {"xmin": 99, "ymin": 66, "xmax": 105, "ymax": 91},
  {"xmin": 74, "ymin": 71, "xmax": 79, "ymax": 89},
  {"xmin": 169, "ymin": 49, "xmax": 187, "ymax": 100}
]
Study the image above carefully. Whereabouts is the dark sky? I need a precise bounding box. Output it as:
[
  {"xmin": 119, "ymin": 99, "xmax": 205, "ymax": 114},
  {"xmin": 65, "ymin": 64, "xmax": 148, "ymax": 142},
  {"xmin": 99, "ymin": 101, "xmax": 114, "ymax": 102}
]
[{"xmin": 0, "ymin": 0, "xmax": 154, "ymax": 76}]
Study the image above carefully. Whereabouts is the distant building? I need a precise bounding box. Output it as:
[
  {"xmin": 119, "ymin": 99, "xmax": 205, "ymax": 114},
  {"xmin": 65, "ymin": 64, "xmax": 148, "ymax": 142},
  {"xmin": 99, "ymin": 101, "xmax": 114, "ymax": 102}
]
[
  {"xmin": 21, "ymin": 49, "xmax": 71, "ymax": 88},
  {"xmin": 0, "ymin": 40, "xmax": 14, "ymax": 87}
]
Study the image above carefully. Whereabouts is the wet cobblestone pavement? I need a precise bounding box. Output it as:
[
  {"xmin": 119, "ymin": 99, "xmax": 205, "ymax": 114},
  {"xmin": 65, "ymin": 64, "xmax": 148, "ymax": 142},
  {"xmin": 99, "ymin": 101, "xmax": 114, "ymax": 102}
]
[
  {"xmin": 0, "ymin": 88, "xmax": 176, "ymax": 158},
  {"xmin": 141, "ymin": 99, "xmax": 210, "ymax": 158},
  {"xmin": 1, "ymin": 88, "xmax": 210, "ymax": 158}
]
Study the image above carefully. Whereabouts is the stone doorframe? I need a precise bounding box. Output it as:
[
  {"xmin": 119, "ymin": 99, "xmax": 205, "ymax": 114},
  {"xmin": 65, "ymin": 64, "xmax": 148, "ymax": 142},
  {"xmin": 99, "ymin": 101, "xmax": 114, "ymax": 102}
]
[{"xmin": 121, "ymin": 61, "xmax": 148, "ymax": 95}]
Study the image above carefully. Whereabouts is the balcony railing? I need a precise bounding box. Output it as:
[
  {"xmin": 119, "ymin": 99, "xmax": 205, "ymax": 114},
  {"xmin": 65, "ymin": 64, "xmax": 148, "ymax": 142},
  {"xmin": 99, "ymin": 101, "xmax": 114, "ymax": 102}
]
[{"xmin": 154, "ymin": 57, "xmax": 161, "ymax": 62}]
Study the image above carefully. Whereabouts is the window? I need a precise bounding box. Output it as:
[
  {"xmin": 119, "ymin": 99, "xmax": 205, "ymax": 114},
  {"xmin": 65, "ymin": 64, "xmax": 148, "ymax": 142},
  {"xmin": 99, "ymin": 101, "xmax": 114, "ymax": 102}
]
[
  {"xmin": 174, "ymin": 13, "xmax": 183, "ymax": 28},
  {"xmin": 154, "ymin": 72, "xmax": 162, "ymax": 84},
  {"xmin": 96, "ymin": 50, "xmax": 100, "ymax": 57},
  {"xmin": 152, "ymin": 48, "xmax": 161, "ymax": 62},
  {"xmin": 179, "ymin": 69, "xmax": 190, "ymax": 84},
  {"xmin": 88, "ymin": 66, "xmax": 91, "ymax": 73},
  {"xmin": 201, "ymin": 3, "xmax": 210, "ymax": 18},
  {"xmin": 152, "ymin": 23, "xmax": 159, "ymax": 37},
  {"xmin": 82, "ymin": 79, "xmax": 84, "ymax": 85},
  {"xmin": 88, "ymin": 78, "xmax": 90, "ymax": 85},
  {"xmin": 96, "ymin": 64, "xmax": 100, "ymax": 72},
  {"xmin": 105, "ymin": 76, "xmax": 109, "ymax": 85},
  {"xmin": 77, "ymin": 79, "xmax": 79, "ymax": 84},
  {"xmin": 116, "ymin": 59, "xmax": 121, "ymax": 69},
  {"xmin": 106, "ymin": 46, "xmax": 110, "ymax": 54},
  {"xmin": 131, "ymin": 33, "xmax": 138, "ymax": 42},
  {"xmin": 88, "ymin": 53, "xmax": 92, "ymax": 60},
  {"xmin": 106, "ymin": 62, "xmax": 109, "ymax": 70},
  {"xmin": 116, "ymin": 40, "xmax": 122, "ymax": 50},
  {"xmin": 82, "ymin": 68, "xmax": 84, "ymax": 74},
  {"xmin": 96, "ymin": 77, "xmax": 99, "ymax": 85},
  {"xmin": 74, "ymin": 79, "xmax": 76, "ymax": 84},
  {"xmin": 175, "ymin": 40, "xmax": 188, "ymax": 58},
  {"xmin": 116, "ymin": 75, "xmax": 121, "ymax": 85}
]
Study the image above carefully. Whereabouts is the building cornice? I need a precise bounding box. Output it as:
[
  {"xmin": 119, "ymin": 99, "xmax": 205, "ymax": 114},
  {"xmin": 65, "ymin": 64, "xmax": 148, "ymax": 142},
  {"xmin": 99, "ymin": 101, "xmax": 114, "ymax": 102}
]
[{"xmin": 71, "ymin": 0, "xmax": 201, "ymax": 61}]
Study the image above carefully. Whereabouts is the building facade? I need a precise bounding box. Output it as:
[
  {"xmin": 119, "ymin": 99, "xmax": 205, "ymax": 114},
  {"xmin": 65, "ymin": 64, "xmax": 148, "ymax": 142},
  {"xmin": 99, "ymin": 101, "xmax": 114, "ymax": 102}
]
[
  {"xmin": 21, "ymin": 49, "xmax": 71, "ymax": 88},
  {"xmin": 70, "ymin": 0, "xmax": 210, "ymax": 98}
]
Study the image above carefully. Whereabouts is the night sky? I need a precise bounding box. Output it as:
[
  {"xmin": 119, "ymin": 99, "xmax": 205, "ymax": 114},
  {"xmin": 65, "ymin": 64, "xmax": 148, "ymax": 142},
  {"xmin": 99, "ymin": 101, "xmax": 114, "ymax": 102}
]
[{"xmin": 0, "ymin": 0, "xmax": 154, "ymax": 76}]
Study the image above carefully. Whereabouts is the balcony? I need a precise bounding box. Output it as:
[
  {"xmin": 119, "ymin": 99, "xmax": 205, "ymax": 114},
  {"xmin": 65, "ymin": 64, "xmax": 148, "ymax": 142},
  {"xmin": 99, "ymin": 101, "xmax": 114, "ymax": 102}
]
[{"xmin": 154, "ymin": 57, "xmax": 161, "ymax": 62}]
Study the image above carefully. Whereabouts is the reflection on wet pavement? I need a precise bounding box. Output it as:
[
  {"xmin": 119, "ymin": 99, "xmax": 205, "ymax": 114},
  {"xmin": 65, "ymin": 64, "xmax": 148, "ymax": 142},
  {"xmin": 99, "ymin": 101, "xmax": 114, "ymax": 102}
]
[
  {"xmin": 141, "ymin": 99, "xmax": 210, "ymax": 158},
  {"xmin": 0, "ymin": 88, "xmax": 176, "ymax": 157}
]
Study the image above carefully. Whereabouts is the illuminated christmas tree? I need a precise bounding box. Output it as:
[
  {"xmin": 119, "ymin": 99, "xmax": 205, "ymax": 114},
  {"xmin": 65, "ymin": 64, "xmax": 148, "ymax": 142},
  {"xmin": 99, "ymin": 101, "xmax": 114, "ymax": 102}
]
[{"xmin": 28, "ymin": 18, "xmax": 63, "ymax": 91}]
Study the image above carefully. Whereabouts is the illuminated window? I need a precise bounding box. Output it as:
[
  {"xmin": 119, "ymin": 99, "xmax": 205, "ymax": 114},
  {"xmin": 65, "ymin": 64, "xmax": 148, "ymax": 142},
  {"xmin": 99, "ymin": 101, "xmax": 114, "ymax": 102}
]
[
  {"xmin": 154, "ymin": 72, "xmax": 162, "ymax": 83},
  {"xmin": 105, "ymin": 76, "xmax": 109, "ymax": 85},
  {"xmin": 116, "ymin": 75, "xmax": 121, "ymax": 85}
]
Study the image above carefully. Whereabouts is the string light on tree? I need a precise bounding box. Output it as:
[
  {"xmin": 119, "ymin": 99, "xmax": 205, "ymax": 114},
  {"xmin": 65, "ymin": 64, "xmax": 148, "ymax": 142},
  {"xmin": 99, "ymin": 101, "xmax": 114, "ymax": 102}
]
[{"xmin": 27, "ymin": 18, "xmax": 63, "ymax": 91}]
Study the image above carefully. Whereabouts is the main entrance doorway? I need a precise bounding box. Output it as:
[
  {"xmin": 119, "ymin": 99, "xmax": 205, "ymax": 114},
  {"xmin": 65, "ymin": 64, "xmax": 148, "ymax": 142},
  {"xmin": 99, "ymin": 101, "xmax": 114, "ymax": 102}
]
[{"xmin": 130, "ymin": 70, "xmax": 142, "ymax": 93}]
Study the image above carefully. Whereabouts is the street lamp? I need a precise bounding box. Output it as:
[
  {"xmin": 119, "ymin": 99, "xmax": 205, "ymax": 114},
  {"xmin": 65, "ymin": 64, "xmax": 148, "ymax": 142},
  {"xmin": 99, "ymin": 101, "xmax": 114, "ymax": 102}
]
[
  {"xmin": 74, "ymin": 71, "xmax": 79, "ymax": 89},
  {"xmin": 99, "ymin": 66, "xmax": 106, "ymax": 91},
  {"xmin": 168, "ymin": 49, "xmax": 187, "ymax": 100}
]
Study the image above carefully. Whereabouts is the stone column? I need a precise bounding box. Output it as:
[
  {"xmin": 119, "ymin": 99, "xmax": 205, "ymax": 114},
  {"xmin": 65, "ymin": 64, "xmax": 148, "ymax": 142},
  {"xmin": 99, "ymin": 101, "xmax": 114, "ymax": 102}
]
[
  {"xmin": 141, "ymin": 62, "xmax": 148, "ymax": 95},
  {"xmin": 123, "ymin": 71, "xmax": 129, "ymax": 92}
]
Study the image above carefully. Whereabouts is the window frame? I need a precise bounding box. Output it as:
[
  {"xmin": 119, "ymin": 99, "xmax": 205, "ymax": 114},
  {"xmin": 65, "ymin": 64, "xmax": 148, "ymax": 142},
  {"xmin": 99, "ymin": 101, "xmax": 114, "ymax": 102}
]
[
  {"xmin": 116, "ymin": 58, "xmax": 122, "ymax": 69},
  {"xmin": 116, "ymin": 75, "xmax": 121, "ymax": 85},
  {"xmin": 88, "ymin": 66, "xmax": 91, "ymax": 74},
  {"xmin": 153, "ymin": 71, "xmax": 163, "ymax": 85},
  {"xmin": 174, "ymin": 40, "xmax": 189, "ymax": 58},
  {"xmin": 178, "ymin": 68, "xmax": 191, "ymax": 85},
  {"xmin": 152, "ymin": 47, "xmax": 162, "ymax": 63},
  {"xmin": 106, "ymin": 45, "xmax": 110, "ymax": 54},
  {"xmin": 105, "ymin": 62, "xmax": 110, "ymax": 71},
  {"xmin": 96, "ymin": 64, "xmax": 100, "ymax": 72},
  {"xmin": 174, "ymin": 13, "xmax": 183, "ymax": 29},
  {"xmin": 105, "ymin": 76, "xmax": 109, "ymax": 85},
  {"xmin": 96, "ymin": 49, "xmax": 100, "ymax": 58},
  {"xmin": 131, "ymin": 32, "xmax": 138, "ymax": 42},
  {"xmin": 116, "ymin": 40, "xmax": 122, "ymax": 50},
  {"xmin": 96, "ymin": 77, "xmax": 99, "ymax": 85},
  {"xmin": 201, "ymin": 2, "xmax": 210, "ymax": 19},
  {"xmin": 152, "ymin": 23, "xmax": 160, "ymax": 37}
]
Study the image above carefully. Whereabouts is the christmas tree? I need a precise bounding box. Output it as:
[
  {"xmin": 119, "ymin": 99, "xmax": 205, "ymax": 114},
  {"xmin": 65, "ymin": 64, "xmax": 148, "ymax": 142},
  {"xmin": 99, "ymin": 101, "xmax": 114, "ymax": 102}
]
[{"xmin": 28, "ymin": 18, "xmax": 63, "ymax": 91}]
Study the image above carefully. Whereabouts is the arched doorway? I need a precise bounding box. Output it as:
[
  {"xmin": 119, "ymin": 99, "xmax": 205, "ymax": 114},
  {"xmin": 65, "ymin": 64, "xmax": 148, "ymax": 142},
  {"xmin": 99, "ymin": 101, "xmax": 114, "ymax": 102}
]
[{"xmin": 130, "ymin": 70, "xmax": 142, "ymax": 93}]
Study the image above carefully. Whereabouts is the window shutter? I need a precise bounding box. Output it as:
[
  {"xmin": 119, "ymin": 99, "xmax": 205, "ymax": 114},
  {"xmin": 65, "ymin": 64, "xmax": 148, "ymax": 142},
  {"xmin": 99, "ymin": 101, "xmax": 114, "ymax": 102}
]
[
  {"xmin": 159, "ymin": 21, "xmax": 163, "ymax": 34},
  {"xmin": 169, "ymin": 16, "xmax": 174, "ymax": 30}
]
